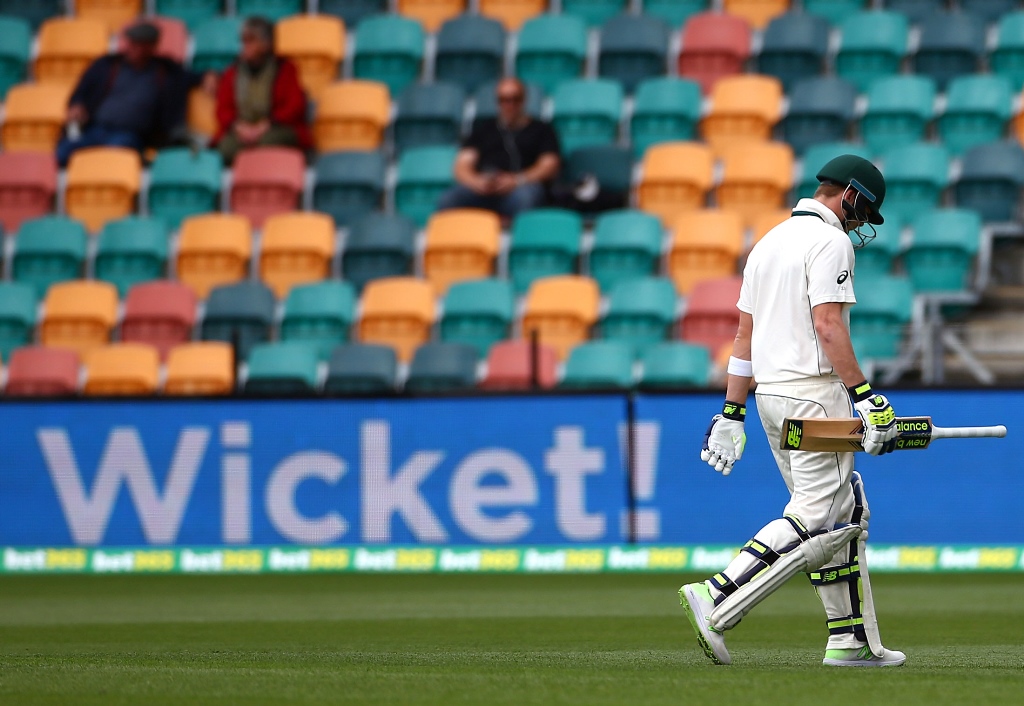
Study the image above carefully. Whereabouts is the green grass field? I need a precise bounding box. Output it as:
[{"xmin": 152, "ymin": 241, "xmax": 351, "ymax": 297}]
[{"xmin": 0, "ymin": 572, "xmax": 1021, "ymax": 705}]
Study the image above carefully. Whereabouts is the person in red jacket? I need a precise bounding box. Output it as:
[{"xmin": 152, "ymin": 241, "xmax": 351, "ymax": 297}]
[{"xmin": 214, "ymin": 16, "xmax": 311, "ymax": 163}]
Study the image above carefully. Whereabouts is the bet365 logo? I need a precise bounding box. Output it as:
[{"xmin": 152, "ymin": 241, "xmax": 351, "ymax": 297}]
[{"xmin": 786, "ymin": 422, "xmax": 802, "ymax": 449}]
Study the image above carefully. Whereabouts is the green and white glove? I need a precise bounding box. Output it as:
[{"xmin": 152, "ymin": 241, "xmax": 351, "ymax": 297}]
[
  {"xmin": 701, "ymin": 402, "xmax": 747, "ymax": 475},
  {"xmin": 850, "ymin": 382, "xmax": 897, "ymax": 456}
]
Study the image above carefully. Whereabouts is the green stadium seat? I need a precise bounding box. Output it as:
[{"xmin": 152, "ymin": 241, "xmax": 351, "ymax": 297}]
[
  {"xmin": 341, "ymin": 213, "xmax": 416, "ymax": 291},
  {"xmin": 598, "ymin": 14, "xmax": 671, "ymax": 94},
  {"xmin": 992, "ymin": 13, "xmax": 1024, "ymax": 92},
  {"xmin": 905, "ymin": 209, "xmax": 982, "ymax": 293},
  {"xmin": 803, "ymin": 0, "xmax": 866, "ymax": 25},
  {"xmin": 440, "ymin": 278, "xmax": 514, "ymax": 357},
  {"xmin": 191, "ymin": 17, "xmax": 244, "ymax": 73},
  {"xmin": 794, "ymin": 142, "xmax": 873, "ymax": 199},
  {"xmin": 394, "ymin": 146, "xmax": 458, "ymax": 227},
  {"xmin": 630, "ymin": 77, "xmax": 702, "ymax": 159},
  {"xmin": 557, "ymin": 144, "xmax": 634, "ymax": 215},
  {"xmin": 860, "ymin": 75, "xmax": 936, "ymax": 156},
  {"xmin": 155, "ymin": 0, "xmax": 221, "ymax": 29},
  {"xmin": 643, "ymin": 0, "xmax": 707, "ymax": 27},
  {"xmin": 200, "ymin": 281, "xmax": 276, "ymax": 362},
  {"xmin": 962, "ymin": 0, "xmax": 1020, "ymax": 23},
  {"xmin": 405, "ymin": 342, "xmax": 479, "ymax": 392},
  {"xmin": 836, "ymin": 11, "xmax": 908, "ymax": 93},
  {"xmin": 13, "ymin": 217, "xmax": 87, "ymax": 297},
  {"xmin": 560, "ymin": 340, "xmax": 635, "ymax": 389},
  {"xmin": 280, "ymin": 281, "xmax": 356, "ymax": 361},
  {"xmin": 888, "ymin": 0, "xmax": 948, "ymax": 23},
  {"xmin": 508, "ymin": 209, "xmax": 583, "ymax": 294},
  {"xmin": 955, "ymin": 141, "xmax": 1024, "ymax": 223},
  {"xmin": 321, "ymin": 0, "xmax": 387, "ymax": 27},
  {"xmin": 94, "ymin": 217, "xmax": 169, "ymax": 298},
  {"xmin": 913, "ymin": 10, "xmax": 986, "ymax": 91},
  {"xmin": 393, "ymin": 82, "xmax": 466, "ymax": 154},
  {"xmin": 324, "ymin": 343, "xmax": 398, "ymax": 394},
  {"xmin": 0, "ymin": 16, "xmax": 30, "ymax": 100},
  {"xmin": 353, "ymin": 14, "xmax": 425, "ymax": 97},
  {"xmin": 0, "ymin": 0, "xmax": 61, "ymax": 30},
  {"xmin": 473, "ymin": 81, "xmax": 545, "ymax": 121},
  {"xmin": 849, "ymin": 273, "xmax": 914, "ymax": 361},
  {"xmin": 245, "ymin": 341, "xmax": 321, "ymax": 395},
  {"xmin": 852, "ymin": 221, "xmax": 902, "ymax": 278},
  {"xmin": 312, "ymin": 150, "xmax": 386, "ymax": 227},
  {"xmin": 756, "ymin": 12, "xmax": 829, "ymax": 91},
  {"xmin": 599, "ymin": 277, "xmax": 677, "ymax": 356},
  {"xmin": 147, "ymin": 148, "xmax": 222, "ymax": 231},
  {"xmin": 235, "ymin": 0, "xmax": 302, "ymax": 22},
  {"xmin": 562, "ymin": 0, "xmax": 627, "ymax": 28},
  {"xmin": 878, "ymin": 142, "xmax": 949, "ymax": 229},
  {"xmin": 938, "ymin": 76, "xmax": 1014, "ymax": 157},
  {"xmin": 515, "ymin": 14, "xmax": 588, "ymax": 95},
  {"xmin": 0, "ymin": 282, "xmax": 37, "ymax": 361},
  {"xmin": 551, "ymin": 78, "xmax": 623, "ymax": 154},
  {"xmin": 435, "ymin": 14, "xmax": 506, "ymax": 93},
  {"xmin": 589, "ymin": 210, "xmax": 663, "ymax": 293},
  {"xmin": 782, "ymin": 77, "xmax": 857, "ymax": 156},
  {"xmin": 639, "ymin": 341, "xmax": 711, "ymax": 388}
]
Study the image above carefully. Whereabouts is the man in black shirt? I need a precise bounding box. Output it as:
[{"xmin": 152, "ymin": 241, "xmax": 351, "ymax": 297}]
[{"xmin": 438, "ymin": 77, "xmax": 561, "ymax": 219}]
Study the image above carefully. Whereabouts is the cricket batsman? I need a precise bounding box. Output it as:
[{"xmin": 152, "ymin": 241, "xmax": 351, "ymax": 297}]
[{"xmin": 679, "ymin": 155, "xmax": 907, "ymax": 667}]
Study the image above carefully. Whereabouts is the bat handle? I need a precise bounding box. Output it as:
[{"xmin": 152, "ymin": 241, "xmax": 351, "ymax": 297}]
[{"xmin": 931, "ymin": 425, "xmax": 1007, "ymax": 440}]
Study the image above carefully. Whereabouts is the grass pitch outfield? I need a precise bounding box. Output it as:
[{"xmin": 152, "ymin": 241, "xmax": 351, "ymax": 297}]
[{"xmin": 0, "ymin": 573, "xmax": 1022, "ymax": 706}]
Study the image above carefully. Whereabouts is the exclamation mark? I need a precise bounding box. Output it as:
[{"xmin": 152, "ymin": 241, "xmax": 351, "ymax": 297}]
[{"xmin": 618, "ymin": 421, "xmax": 661, "ymax": 541}]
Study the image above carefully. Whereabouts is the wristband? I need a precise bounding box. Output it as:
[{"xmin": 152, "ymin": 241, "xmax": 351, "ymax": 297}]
[
  {"xmin": 722, "ymin": 400, "xmax": 746, "ymax": 421},
  {"xmin": 727, "ymin": 356, "xmax": 753, "ymax": 378},
  {"xmin": 848, "ymin": 380, "xmax": 873, "ymax": 402}
]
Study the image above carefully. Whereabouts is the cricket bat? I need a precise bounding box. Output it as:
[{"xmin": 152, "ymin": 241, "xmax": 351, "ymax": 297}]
[{"xmin": 780, "ymin": 416, "xmax": 1007, "ymax": 452}]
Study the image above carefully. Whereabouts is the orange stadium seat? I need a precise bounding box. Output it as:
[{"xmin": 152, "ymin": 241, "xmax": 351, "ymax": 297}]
[
  {"xmin": 65, "ymin": 147, "xmax": 142, "ymax": 233},
  {"xmin": 701, "ymin": 75, "xmax": 783, "ymax": 155},
  {"xmin": 636, "ymin": 142, "xmax": 715, "ymax": 226},
  {"xmin": 480, "ymin": 0, "xmax": 547, "ymax": 31},
  {"xmin": 678, "ymin": 12, "xmax": 751, "ymax": 95},
  {"xmin": 358, "ymin": 277, "xmax": 435, "ymax": 362},
  {"xmin": 34, "ymin": 17, "xmax": 109, "ymax": 88},
  {"xmin": 259, "ymin": 212, "xmax": 336, "ymax": 299},
  {"xmin": 397, "ymin": 0, "xmax": 466, "ymax": 33},
  {"xmin": 120, "ymin": 280, "xmax": 197, "ymax": 360},
  {"xmin": 668, "ymin": 210, "xmax": 745, "ymax": 295},
  {"xmin": 751, "ymin": 208, "xmax": 792, "ymax": 246},
  {"xmin": 520, "ymin": 275, "xmax": 600, "ymax": 361},
  {"xmin": 313, "ymin": 80, "xmax": 391, "ymax": 151},
  {"xmin": 117, "ymin": 16, "xmax": 188, "ymax": 63},
  {"xmin": 229, "ymin": 147, "xmax": 306, "ymax": 229},
  {"xmin": 187, "ymin": 87, "xmax": 217, "ymax": 140},
  {"xmin": 275, "ymin": 14, "xmax": 345, "ymax": 99},
  {"xmin": 75, "ymin": 0, "xmax": 142, "ymax": 33},
  {"xmin": 5, "ymin": 346, "xmax": 80, "ymax": 397},
  {"xmin": 1, "ymin": 83, "xmax": 70, "ymax": 153},
  {"xmin": 423, "ymin": 209, "xmax": 501, "ymax": 295},
  {"xmin": 723, "ymin": 0, "xmax": 789, "ymax": 30},
  {"xmin": 0, "ymin": 152, "xmax": 58, "ymax": 234},
  {"xmin": 480, "ymin": 338, "xmax": 558, "ymax": 389},
  {"xmin": 716, "ymin": 142, "xmax": 794, "ymax": 229},
  {"xmin": 40, "ymin": 280, "xmax": 119, "ymax": 354},
  {"xmin": 678, "ymin": 275, "xmax": 743, "ymax": 353},
  {"xmin": 83, "ymin": 343, "xmax": 160, "ymax": 396},
  {"xmin": 164, "ymin": 341, "xmax": 235, "ymax": 396},
  {"xmin": 176, "ymin": 214, "xmax": 253, "ymax": 299}
]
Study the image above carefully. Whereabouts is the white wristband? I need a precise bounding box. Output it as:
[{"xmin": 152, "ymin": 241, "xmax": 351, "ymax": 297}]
[{"xmin": 727, "ymin": 356, "xmax": 753, "ymax": 378}]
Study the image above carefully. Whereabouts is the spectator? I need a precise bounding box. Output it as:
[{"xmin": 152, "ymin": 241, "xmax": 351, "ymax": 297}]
[
  {"xmin": 214, "ymin": 16, "xmax": 311, "ymax": 164},
  {"xmin": 438, "ymin": 78, "xmax": 561, "ymax": 219},
  {"xmin": 57, "ymin": 21, "xmax": 212, "ymax": 167}
]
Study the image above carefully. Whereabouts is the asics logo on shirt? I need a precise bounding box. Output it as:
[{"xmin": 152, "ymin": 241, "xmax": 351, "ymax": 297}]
[{"xmin": 837, "ymin": 270, "xmax": 849, "ymax": 284}]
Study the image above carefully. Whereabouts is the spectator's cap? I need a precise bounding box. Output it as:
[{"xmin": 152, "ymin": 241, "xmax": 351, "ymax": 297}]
[{"xmin": 124, "ymin": 21, "xmax": 160, "ymax": 44}]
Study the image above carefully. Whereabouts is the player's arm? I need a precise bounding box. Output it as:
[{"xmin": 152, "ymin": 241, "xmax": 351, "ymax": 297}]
[{"xmin": 700, "ymin": 312, "xmax": 753, "ymax": 475}]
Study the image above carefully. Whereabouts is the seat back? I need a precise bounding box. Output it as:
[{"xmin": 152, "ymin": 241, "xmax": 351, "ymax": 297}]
[
  {"xmin": 551, "ymin": 78, "xmax": 623, "ymax": 154},
  {"xmin": 5, "ymin": 346, "xmax": 79, "ymax": 396},
  {"xmin": 560, "ymin": 340, "xmax": 634, "ymax": 389},
  {"xmin": 716, "ymin": 142, "xmax": 794, "ymax": 228},
  {"xmin": 41, "ymin": 280, "xmax": 119, "ymax": 354},
  {"xmin": 562, "ymin": 0, "xmax": 627, "ymax": 28},
  {"xmin": 259, "ymin": 211, "xmax": 336, "ymax": 299},
  {"xmin": 480, "ymin": 0, "xmax": 547, "ymax": 31},
  {"xmin": 324, "ymin": 343, "xmax": 398, "ymax": 394},
  {"xmin": 353, "ymin": 14, "xmax": 425, "ymax": 97},
  {"xmin": 598, "ymin": 14, "xmax": 671, "ymax": 94},
  {"xmin": 1, "ymin": 82, "xmax": 69, "ymax": 153},
  {"xmin": 723, "ymin": 0, "xmax": 788, "ymax": 30},
  {"xmin": 636, "ymin": 141, "xmax": 714, "ymax": 225},
  {"xmin": 0, "ymin": 152, "xmax": 57, "ymax": 233},
  {"xmin": 121, "ymin": 280, "xmax": 197, "ymax": 360},
  {"xmin": 342, "ymin": 213, "xmax": 417, "ymax": 290},
  {"xmin": 245, "ymin": 341, "xmax": 321, "ymax": 395},
  {"xmin": 177, "ymin": 214, "xmax": 253, "ymax": 299},
  {"xmin": 83, "ymin": 343, "xmax": 160, "ymax": 396},
  {"xmin": 782, "ymin": 77, "xmax": 857, "ymax": 155},
  {"xmin": 481, "ymin": 338, "xmax": 558, "ymax": 389},
  {"xmin": 320, "ymin": 0, "xmax": 388, "ymax": 27},
  {"xmin": 955, "ymin": 140, "xmax": 1024, "ymax": 222},
  {"xmin": 992, "ymin": 12, "xmax": 1024, "ymax": 92},
  {"xmin": 880, "ymin": 142, "xmax": 950, "ymax": 228},
  {"xmin": 905, "ymin": 209, "xmax": 982, "ymax": 292},
  {"xmin": 147, "ymin": 148, "xmax": 223, "ymax": 231},
  {"xmin": 397, "ymin": 0, "xmax": 465, "ymax": 32},
  {"xmin": 190, "ymin": 16, "xmax": 243, "ymax": 72},
  {"xmin": 756, "ymin": 11, "xmax": 829, "ymax": 90},
  {"xmin": 678, "ymin": 11, "xmax": 751, "ymax": 95},
  {"xmin": 521, "ymin": 274, "xmax": 600, "ymax": 360},
  {"xmin": 230, "ymin": 147, "xmax": 305, "ymax": 229},
  {"xmin": 275, "ymin": 14, "xmax": 345, "ymax": 99},
  {"xmin": 235, "ymin": 0, "xmax": 303, "ymax": 21},
  {"xmin": 440, "ymin": 278, "xmax": 514, "ymax": 357},
  {"xmin": 155, "ymin": 0, "xmax": 222, "ymax": 30},
  {"xmin": 836, "ymin": 10, "xmax": 908, "ymax": 92},
  {"xmin": 65, "ymin": 147, "xmax": 142, "ymax": 233},
  {"xmin": 515, "ymin": 14, "xmax": 588, "ymax": 94},
  {"xmin": 849, "ymin": 273, "xmax": 914, "ymax": 360},
  {"xmin": 599, "ymin": 276, "xmax": 677, "ymax": 355},
  {"xmin": 701, "ymin": 74, "xmax": 783, "ymax": 155},
  {"xmin": 35, "ymin": 17, "xmax": 108, "ymax": 87},
  {"xmin": 589, "ymin": 209, "xmax": 663, "ymax": 293},
  {"xmin": 435, "ymin": 14, "xmax": 506, "ymax": 93},
  {"xmin": 393, "ymin": 81, "xmax": 467, "ymax": 154},
  {"xmin": 312, "ymin": 149, "xmax": 386, "ymax": 226},
  {"xmin": 913, "ymin": 10, "xmax": 986, "ymax": 91},
  {"xmin": 861, "ymin": 74, "xmax": 938, "ymax": 155},
  {"xmin": 0, "ymin": 0, "xmax": 65, "ymax": 31},
  {"xmin": 678, "ymin": 275, "xmax": 743, "ymax": 355},
  {"xmin": 164, "ymin": 341, "xmax": 235, "ymax": 395},
  {"xmin": 559, "ymin": 144, "xmax": 633, "ymax": 214},
  {"xmin": 395, "ymin": 145, "xmax": 458, "ymax": 226},
  {"xmin": 639, "ymin": 341, "xmax": 711, "ymax": 388},
  {"xmin": 423, "ymin": 208, "xmax": 501, "ymax": 295},
  {"xmin": 13, "ymin": 216, "xmax": 88, "ymax": 297},
  {"xmin": 357, "ymin": 276, "xmax": 436, "ymax": 362},
  {"xmin": 630, "ymin": 77, "xmax": 702, "ymax": 159},
  {"xmin": 75, "ymin": 0, "xmax": 142, "ymax": 33},
  {"xmin": 406, "ymin": 341, "xmax": 479, "ymax": 391},
  {"xmin": 0, "ymin": 282, "xmax": 38, "ymax": 360},
  {"xmin": 939, "ymin": 75, "xmax": 1014, "ymax": 156},
  {"xmin": 508, "ymin": 208, "xmax": 583, "ymax": 293},
  {"xmin": 314, "ymin": 80, "xmax": 391, "ymax": 151},
  {"xmin": 200, "ymin": 281, "xmax": 276, "ymax": 362},
  {"xmin": 804, "ymin": 0, "xmax": 866, "ymax": 25},
  {"xmin": 0, "ymin": 16, "xmax": 31, "ymax": 101},
  {"xmin": 94, "ymin": 216, "xmax": 169, "ymax": 296},
  {"xmin": 669, "ymin": 209, "xmax": 744, "ymax": 294},
  {"xmin": 280, "ymin": 281, "xmax": 356, "ymax": 360}
]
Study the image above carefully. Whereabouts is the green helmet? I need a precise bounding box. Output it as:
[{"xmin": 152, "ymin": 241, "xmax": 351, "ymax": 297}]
[{"xmin": 816, "ymin": 154, "xmax": 886, "ymax": 225}]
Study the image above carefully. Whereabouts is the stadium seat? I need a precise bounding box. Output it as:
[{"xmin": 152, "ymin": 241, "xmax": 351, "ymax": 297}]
[
  {"xmin": 629, "ymin": 77, "xmax": 702, "ymax": 160},
  {"xmin": 357, "ymin": 277, "xmax": 436, "ymax": 362},
  {"xmin": 0, "ymin": 152, "xmax": 57, "ymax": 234},
  {"xmin": 835, "ymin": 10, "xmax": 908, "ymax": 93},
  {"xmin": 229, "ymin": 147, "xmax": 305, "ymax": 229},
  {"xmin": 313, "ymin": 81, "xmax": 390, "ymax": 152},
  {"xmin": 324, "ymin": 343, "xmax": 398, "ymax": 394},
  {"xmin": 4, "ymin": 346, "xmax": 79, "ymax": 396},
  {"xmin": 480, "ymin": 338, "xmax": 558, "ymax": 389},
  {"xmin": 756, "ymin": 11, "xmax": 829, "ymax": 91},
  {"xmin": 83, "ymin": 343, "xmax": 160, "ymax": 396},
  {"xmin": 880, "ymin": 142, "xmax": 950, "ymax": 228},
  {"xmin": 65, "ymin": 147, "xmax": 141, "ymax": 233},
  {"xmin": 435, "ymin": 14, "xmax": 506, "ymax": 94},
  {"xmin": 190, "ymin": 16, "xmax": 243, "ymax": 72},
  {"xmin": 397, "ymin": 0, "xmax": 465, "ymax": 32},
  {"xmin": 668, "ymin": 209, "xmax": 744, "ymax": 295},
  {"xmin": 794, "ymin": 142, "xmax": 872, "ymax": 199},
  {"xmin": 259, "ymin": 212, "xmax": 335, "ymax": 299},
  {"xmin": 888, "ymin": 0, "xmax": 953, "ymax": 24},
  {"xmin": 176, "ymin": 214, "xmax": 252, "ymax": 299},
  {"xmin": 34, "ymin": 17, "xmax": 108, "ymax": 88},
  {"xmin": 423, "ymin": 209, "xmax": 501, "ymax": 295},
  {"xmin": 0, "ymin": 15, "xmax": 30, "ymax": 100},
  {"xmin": 562, "ymin": 0, "xmax": 626, "ymax": 28},
  {"xmin": 588, "ymin": 210, "xmax": 663, "ymax": 293},
  {"xmin": 560, "ymin": 340, "xmax": 634, "ymax": 389},
  {"xmin": 515, "ymin": 14, "xmax": 588, "ymax": 95},
  {"xmin": 520, "ymin": 275, "xmax": 600, "ymax": 361},
  {"xmin": 639, "ymin": 341, "xmax": 711, "ymax": 388},
  {"xmin": 406, "ymin": 341, "xmax": 479, "ymax": 392},
  {"xmin": 393, "ymin": 82, "xmax": 467, "ymax": 154},
  {"xmin": 508, "ymin": 208, "xmax": 583, "ymax": 294},
  {"xmin": 961, "ymin": 0, "xmax": 1020, "ymax": 22},
  {"xmin": 186, "ymin": 87, "xmax": 217, "ymax": 140},
  {"xmin": 244, "ymin": 341, "xmax": 321, "ymax": 395},
  {"xmin": 0, "ymin": 283, "xmax": 37, "ymax": 361},
  {"xmin": 551, "ymin": 78, "xmax": 623, "ymax": 154},
  {"xmin": 40, "ymin": 280, "xmax": 119, "ymax": 355},
  {"xmin": 860, "ymin": 75, "xmax": 936, "ymax": 156},
  {"xmin": 849, "ymin": 273, "xmax": 913, "ymax": 361},
  {"xmin": 852, "ymin": 221, "xmax": 901, "ymax": 278},
  {"xmin": 955, "ymin": 141, "xmax": 1024, "ymax": 222},
  {"xmin": 1, "ymin": 82, "xmax": 68, "ymax": 153},
  {"xmin": 913, "ymin": 10, "xmax": 986, "ymax": 91},
  {"xmin": 678, "ymin": 275, "xmax": 743, "ymax": 354},
  {"xmin": 677, "ymin": 11, "xmax": 751, "ymax": 95},
  {"xmin": 992, "ymin": 12, "xmax": 1024, "ymax": 92},
  {"xmin": 723, "ymin": 0, "xmax": 788, "ymax": 30},
  {"xmin": 120, "ymin": 280, "xmax": 197, "ymax": 360},
  {"xmin": 480, "ymin": 0, "xmax": 547, "ymax": 31},
  {"xmin": 353, "ymin": 14, "xmax": 425, "ymax": 97},
  {"xmin": 275, "ymin": 14, "xmax": 345, "ymax": 99},
  {"xmin": 803, "ymin": 0, "xmax": 865, "ymax": 25},
  {"xmin": 938, "ymin": 76, "xmax": 1013, "ymax": 157},
  {"xmin": 440, "ymin": 278, "xmax": 514, "ymax": 358},
  {"xmin": 200, "ymin": 281, "xmax": 276, "ymax": 362},
  {"xmin": 645, "ymin": 0, "xmax": 707, "ymax": 27},
  {"xmin": 598, "ymin": 276, "xmax": 677, "ymax": 356},
  {"xmin": 341, "ymin": 213, "xmax": 417, "ymax": 291},
  {"xmin": 164, "ymin": 341, "xmax": 235, "ymax": 395},
  {"xmin": 557, "ymin": 144, "xmax": 633, "ymax": 215},
  {"xmin": 781, "ymin": 77, "xmax": 857, "ymax": 156},
  {"xmin": 116, "ymin": 16, "xmax": 188, "ymax": 63},
  {"xmin": 473, "ymin": 81, "xmax": 545, "ymax": 121},
  {"xmin": 394, "ymin": 146, "xmax": 458, "ymax": 227},
  {"xmin": 94, "ymin": 217, "xmax": 169, "ymax": 297},
  {"xmin": 321, "ymin": 0, "xmax": 387, "ymax": 27},
  {"xmin": 701, "ymin": 75, "xmax": 783, "ymax": 155},
  {"xmin": 155, "ymin": 0, "xmax": 221, "ymax": 30},
  {"xmin": 312, "ymin": 150, "xmax": 386, "ymax": 227},
  {"xmin": 235, "ymin": 0, "xmax": 302, "ymax": 22},
  {"xmin": 636, "ymin": 142, "xmax": 714, "ymax": 226},
  {"xmin": 280, "ymin": 281, "xmax": 356, "ymax": 361},
  {"xmin": 0, "ymin": 0, "xmax": 63, "ymax": 30},
  {"xmin": 905, "ymin": 209, "xmax": 982, "ymax": 293},
  {"xmin": 12, "ymin": 216, "xmax": 87, "ymax": 297},
  {"xmin": 147, "ymin": 148, "xmax": 222, "ymax": 231},
  {"xmin": 75, "ymin": 0, "xmax": 141, "ymax": 33},
  {"xmin": 598, "ymin": 14, "xmax": 671, "ymax": 94},
  {"xmin": 716, "ymin": 142, "xmax": 794, "ymax": 229}
]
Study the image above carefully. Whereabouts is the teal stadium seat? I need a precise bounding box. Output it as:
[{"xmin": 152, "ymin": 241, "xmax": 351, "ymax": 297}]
[
  {"xmin": 147, "ymin": 148, "xmax": 222, "ymax": 231},
  {"xmin": 312, "ymin": 150, "xmax": 385, "ymax": 227},
  {"xmin": 795, "ymin": 142, "xmax": 872, "ymax": 199},
  {"xmin": 598, "ymin": 14, "xmax": 671, "ymax": 94},
  {"xmin": 756, "ymin": 12, "xmax": 830, "ymax": 91},
  {"xmin": 630, "ymin": 77, "xmax": 702, "ymax": 159},
  {"xmin": 245, "ymin": 342, "xmax": 321, "ymax": 395},
  {"xmin": 558, "ymin": 144, "xmax": 634, "ymax": 214},
  {"xmin": 155, "ymin": 0, "xmax": 222, "ymax": 30},
  {"xmin": 560, "ymin": 340, "xmax": 635, "ymax": 389},
  {"xmin": 782, "ymin": 77, "xmax": 857, "ymax": 155},
  {"xmin": 324, "ymin": 343, "xmax": 397, "ymax": 394},
  {"xmin": 341, "ymin": 213, "xmax": 416, "ymax": 291},
  {"xmin": 849, "ymin": 273, "xmax": 914, "ymax": 361},
  {"xmin": 803, "ymin": 0, "xmax": 866, "ymax": 25},
  {"xmin": 562, "ymin": 0, "xmax": 627, "ymax": 28},
  {"xmin": 0, "ymin": 282, "xmax": 37, "ymax": 360},
  {"xmin": 508, "ymin": 209, "xmax": 583, "ymax": 294},
  {"xmin": 515, "ymin": 14, "xmax": 588, "ymax": 95},
  {"xmin": 639, "ymin": 341, "xmax": 710, "ymax": 388},
  {"xmin": 905, "ymin": 209, "xmax": 982, "ymax": 293},
  {"xmin": 589, "ymin": 210, "xmax": 663, "ymax": 293},
  {"xmin": 95, "ymin": 217, "xmax": 169, "ymax": 297},
  {"xmin": 474, "ymin": 81, "xmax": 545, "ymax": 121},
  {"xmin": 954, "ymin": 141, "xmax": 1024, "ymax": 223},
  {"xmin": 201, "ymin": 281, "xmax": 276, "ymax": 362},
  {"xmin": 0, "ymin": 16, "xmax": 31, "ymax": 100},
  {"xmin": 852, "ymin": 221, "xmax": 902, "ymax": 278},
  {"xmin": 961, "ymin": 0, "xmax": 1020, "ymax": 23},
  {"xmin": 280, "ymin": 281, "xmax": 356, "ymax": 361},
  {"xmin": 835, "ymin": 11, "xmax": 908, "ymax": 93},
  {"xmin": 13, "ymin": 217, "xmax": 87, "ymax": 297},
  {"xmin": 599, "ymin": 276, "xmax": 677, "ymax": 355},
  {"xmin": 235, "ymin": 0, "xmax": 302, "ymax": 22},
  {"xmin": 938, "ymin": 75, "xmax": 1013, "ymax": 157},
  {"xmin": 643, "ymin": 0, "xmax": 707, "ymax": 27},
  {"xmin": 435, "ymin": 14, "xmax": 506, "ymax": 93},
  {"xmin": 405, "ymin": 342, "xmax": 479, "ymax": 392},
  {"xmin": 888, "ymin": 0, "xmax": 948, "ymax": 23},
  {"xmin": 320, "ymin": 0, "xmax": 387, "ymax": 27},
  {"xmin": 191, "ymin": 17, "xmax": 243, "ymax": 73},
  {"xmin": 0, "ymin": 0, "xmax": 62, "ymax": 30},
  {"xmin": 992, "ymin": 13, "xmax": 1024, "ymax": 91},
  {"xmin": 860, "ymin": 75, "xmax": 936, "ymax": 156},
  {"xmin": 912, "ymin": 10, "xmax": 985, "ymax": 91},
  {"xmin": 551, "ymin": 78, "xmax": 623, "ymax": 154},
  {"xmin": 440, "ymin": 278, "xmax": 514, "ymax": 358},
  {"xmin": 353, "ymin": 14, "xmax": 425, "ymax": 97},
  {"xmin": 394, "ymin": 146, "xmax": 458, "ymax": 226},
  {"xmin": 878, "ymin": 142, "xmax": 949, "ymax": 228},
  {"xmin": 392, "ymin": 82, "xmax": 466, "ymax": 154}
]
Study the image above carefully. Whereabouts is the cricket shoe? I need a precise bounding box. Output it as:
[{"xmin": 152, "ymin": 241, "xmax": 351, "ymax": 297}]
[
  {"xmin": 679, "ymin": 582, "xmax": 731, "ymax": 665},
  {"xmin": 823, "ymin": 645, "xmax": 906, "ymax": 667}
]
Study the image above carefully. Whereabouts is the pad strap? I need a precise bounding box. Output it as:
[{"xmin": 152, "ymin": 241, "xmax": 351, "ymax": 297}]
[
  {"xmin": 807, "ymin": 561, "xmax": 861, "ymax": 585},
  {"xmin": 741, "ymin": 538, "xmax": 781, "ymax": 565},
  {"xmin": 827, "ymin": 616, "xmax": 866, "ymax": 635}
]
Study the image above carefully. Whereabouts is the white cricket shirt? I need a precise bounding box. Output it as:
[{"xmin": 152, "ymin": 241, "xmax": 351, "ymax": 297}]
[{"xmin": 737, "ymin": 198, "xmax": 857, "ymax": 384}]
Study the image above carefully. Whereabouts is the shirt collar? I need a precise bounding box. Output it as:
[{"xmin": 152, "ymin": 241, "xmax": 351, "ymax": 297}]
[{"xmin": 793, "ymin": 198, "xmax": 844, "ymax": 232}]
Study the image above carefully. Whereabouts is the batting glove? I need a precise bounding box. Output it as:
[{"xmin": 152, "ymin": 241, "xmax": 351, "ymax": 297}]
[
  {"xmin": 850, "ymin": 382, "xmax": 897, "ymax": 456},
  {"xmin": 701, "ymin": 401, "xmax": 747, "ymax": 475}
]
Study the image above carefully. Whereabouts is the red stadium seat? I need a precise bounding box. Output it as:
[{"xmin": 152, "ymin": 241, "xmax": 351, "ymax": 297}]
[
  {"xmin": 5, "ymin": 346, "xmax": 79, "ymax": 396},
  {"xmin": 0, "ymin": 152, "xmax": 57, "ymax": 234},
  {"xmin": 480, "ymin": 339, "xmax": 558, "ymax": 390},
  {"xmin": 120, "ymin": 281, "xmax": 198, "ymax": 360},
  {"xmin": 229, "ymin": 147, "xmax": 306, "ymax": 229},
  {"xmin": 678, "ymin": 12, "xmax": 751, "ymax": 95},
  {"xmin": 678, "ymin": 275, "xmax": 743, "ymax": 353}
]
